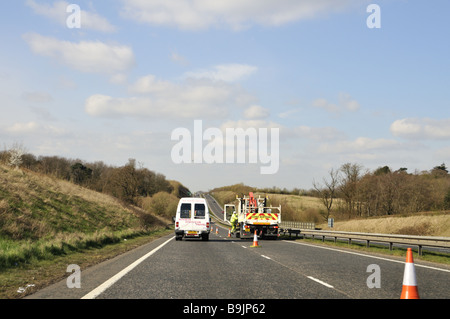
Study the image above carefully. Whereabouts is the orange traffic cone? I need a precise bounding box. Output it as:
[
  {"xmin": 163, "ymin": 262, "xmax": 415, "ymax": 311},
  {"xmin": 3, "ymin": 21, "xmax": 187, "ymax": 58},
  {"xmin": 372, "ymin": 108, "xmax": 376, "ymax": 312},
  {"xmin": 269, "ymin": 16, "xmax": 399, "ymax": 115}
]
[
  {"xmin": 216, "ymin": 227, "xmax": 219, "ymax": 235},
  {"xmin": 401, "ymin": 248, "xmax": 419, "ymax": 299},
  {"xmin": 250, "ymin": 230, "xmax": 259, "ymax": 247},
  {"xmin": 228, "ymin": 229, "xmax": 231, "ymax": 237}
]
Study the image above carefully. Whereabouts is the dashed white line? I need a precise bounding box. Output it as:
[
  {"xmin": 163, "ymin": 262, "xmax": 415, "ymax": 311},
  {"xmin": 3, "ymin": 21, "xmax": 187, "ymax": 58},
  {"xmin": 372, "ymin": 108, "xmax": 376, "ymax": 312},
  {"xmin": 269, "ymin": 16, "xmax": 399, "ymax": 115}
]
[
  {"xmin": 261, "ymin": 255, "xmax": 271, "ymax": 260},
  {"xmin": 307, "ymin": 276, "xmax": 334, "ymax": 288},
  {"xmin": 282, "ymin": 240, "xmax": 450, "ymax": 273}
]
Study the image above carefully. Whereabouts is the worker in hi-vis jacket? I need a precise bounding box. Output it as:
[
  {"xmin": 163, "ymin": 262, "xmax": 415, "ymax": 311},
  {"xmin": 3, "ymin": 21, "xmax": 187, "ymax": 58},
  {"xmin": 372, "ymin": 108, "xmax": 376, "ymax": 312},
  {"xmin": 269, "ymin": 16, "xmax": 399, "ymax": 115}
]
[{"xmin": 230, "ymin": 211, "xmax": 238, "ymax": 234}]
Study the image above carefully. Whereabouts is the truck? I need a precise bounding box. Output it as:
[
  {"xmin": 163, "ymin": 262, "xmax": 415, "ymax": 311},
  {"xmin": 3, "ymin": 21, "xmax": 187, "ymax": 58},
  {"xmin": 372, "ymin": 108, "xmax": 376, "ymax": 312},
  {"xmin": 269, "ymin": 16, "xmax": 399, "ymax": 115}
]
[
  {"xmin": 174, "ymin": 197, "xmax": 211, "ymax": 241},
  {"xmin": 224, "ymin": 192, "xmax": 281, "ymax": 239}
]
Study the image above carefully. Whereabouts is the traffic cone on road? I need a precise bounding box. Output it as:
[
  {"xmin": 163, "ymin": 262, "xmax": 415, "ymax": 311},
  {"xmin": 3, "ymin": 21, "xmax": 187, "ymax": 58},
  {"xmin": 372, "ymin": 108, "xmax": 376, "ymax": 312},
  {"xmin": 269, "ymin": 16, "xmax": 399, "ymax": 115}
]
[
  {"xmin": 228, "ymin": 229, "xmax": 231, "ymax": 237},
  {"xmin": 250, "ymin": 230, "xmax": 259, "ymax": 247},
  {"xmin": 401, "ymin": 248, "xmax": 419, "ymax": 299},
  {"xmin": 216, "ymin": 227, "xmax": 219, "ymax": 235}
]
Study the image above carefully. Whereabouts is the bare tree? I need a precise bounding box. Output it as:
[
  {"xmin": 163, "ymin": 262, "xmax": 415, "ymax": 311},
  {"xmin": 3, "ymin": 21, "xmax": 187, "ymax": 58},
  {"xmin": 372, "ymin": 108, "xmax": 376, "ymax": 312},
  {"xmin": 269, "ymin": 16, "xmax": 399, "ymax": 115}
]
[
  {"xmin": 313, "ymin": 168, "xmax": 339, "ymax": 222},
  {"xmin": 339, "ymin": 163, "xmax": 363, "ymax": 218},
  {"xmin": 8, "ymin": 143, "xmax": 26, "ymax": 169}
]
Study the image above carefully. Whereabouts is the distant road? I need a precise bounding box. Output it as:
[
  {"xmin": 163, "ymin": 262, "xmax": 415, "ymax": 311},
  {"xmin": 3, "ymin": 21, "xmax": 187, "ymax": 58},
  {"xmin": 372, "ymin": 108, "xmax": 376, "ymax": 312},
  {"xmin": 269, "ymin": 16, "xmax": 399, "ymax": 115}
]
[{"xmin": 204, "ymin": 193, "xmax": 227, "ymax": 222}]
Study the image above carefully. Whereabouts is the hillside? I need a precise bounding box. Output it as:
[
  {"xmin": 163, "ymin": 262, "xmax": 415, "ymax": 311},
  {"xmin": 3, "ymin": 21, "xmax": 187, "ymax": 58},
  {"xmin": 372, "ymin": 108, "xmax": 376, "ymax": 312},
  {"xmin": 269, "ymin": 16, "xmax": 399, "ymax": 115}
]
[
  {"xmin": 210, "ymin": 187, "xmax": 450, "ymax": 237},
  {"xmin": 317, "ymin": 213, "xmax": 450, "ymax": 237},
  {"xmin": 0, "ymin": 164, "xmax": 171, "ymax": 270}
]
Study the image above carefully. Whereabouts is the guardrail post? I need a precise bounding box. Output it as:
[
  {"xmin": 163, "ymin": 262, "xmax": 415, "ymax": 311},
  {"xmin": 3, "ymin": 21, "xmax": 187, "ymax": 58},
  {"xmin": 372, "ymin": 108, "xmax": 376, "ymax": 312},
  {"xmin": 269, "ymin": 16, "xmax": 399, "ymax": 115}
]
[{"xmin": 418, "ymin": 245, "xmax": 423, "ymax": 256}]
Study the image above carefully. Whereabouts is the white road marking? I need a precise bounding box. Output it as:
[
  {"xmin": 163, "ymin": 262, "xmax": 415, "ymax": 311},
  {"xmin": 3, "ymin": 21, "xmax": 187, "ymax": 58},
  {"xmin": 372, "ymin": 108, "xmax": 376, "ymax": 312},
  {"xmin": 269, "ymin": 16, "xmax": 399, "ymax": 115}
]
[
  {"xmin": 81, "ymin": 236, "xmax": 174, "ymax": 299},
  {"xmin": 283, "ymin": 240, "xmax": 450, "ymax": 273},
  {"xmin": 261, "ymin": 255, "xmax": 271, "ymax": 260},
  {"xmin": 307, "ymin": 276, "xmax": 334, "ymax": 288}
]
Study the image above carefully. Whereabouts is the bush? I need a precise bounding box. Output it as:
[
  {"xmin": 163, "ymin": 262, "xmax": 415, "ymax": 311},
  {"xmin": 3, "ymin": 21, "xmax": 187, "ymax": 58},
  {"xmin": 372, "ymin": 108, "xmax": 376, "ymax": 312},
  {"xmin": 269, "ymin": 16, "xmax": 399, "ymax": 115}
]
[{"xmin": 141, "ymin": 192, "xmax": 179, "ymax": 218}]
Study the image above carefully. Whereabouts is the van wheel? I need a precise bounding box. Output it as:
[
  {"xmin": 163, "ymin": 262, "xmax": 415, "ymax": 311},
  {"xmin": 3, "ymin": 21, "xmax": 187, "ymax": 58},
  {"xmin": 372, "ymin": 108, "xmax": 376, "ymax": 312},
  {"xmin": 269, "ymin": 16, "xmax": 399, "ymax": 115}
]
[
  {"xmin": 202, "ymin": 234, "xmax": 209, "ymax": 241},
  {"xmin": 175, "ymin": 235, "xmax": 183, "ymax": 241}
]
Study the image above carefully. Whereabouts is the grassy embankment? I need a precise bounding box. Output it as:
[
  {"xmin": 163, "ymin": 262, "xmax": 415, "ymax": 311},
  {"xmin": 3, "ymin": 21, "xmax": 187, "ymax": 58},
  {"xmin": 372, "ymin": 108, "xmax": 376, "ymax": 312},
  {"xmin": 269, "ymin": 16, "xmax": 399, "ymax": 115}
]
[{"xmin": 0, "ymin": 164, "xmax": 173, "ymax": 298}]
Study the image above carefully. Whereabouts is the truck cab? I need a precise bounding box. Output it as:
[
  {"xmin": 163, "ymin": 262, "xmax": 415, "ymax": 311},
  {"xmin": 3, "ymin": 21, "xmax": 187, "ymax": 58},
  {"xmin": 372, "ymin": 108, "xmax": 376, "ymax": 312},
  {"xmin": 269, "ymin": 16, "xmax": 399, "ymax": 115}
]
[{"xmin": 174, "ymin": 197, "xmax": 210, "ymax": 241}]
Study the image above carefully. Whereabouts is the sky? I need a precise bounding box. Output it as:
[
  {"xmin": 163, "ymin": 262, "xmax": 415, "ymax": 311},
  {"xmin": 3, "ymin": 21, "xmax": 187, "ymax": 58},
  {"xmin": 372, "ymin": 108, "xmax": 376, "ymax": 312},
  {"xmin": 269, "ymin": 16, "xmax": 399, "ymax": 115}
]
[{"xmin": 1, "ymin": 0, "xmax": 449, "ymax": 192}]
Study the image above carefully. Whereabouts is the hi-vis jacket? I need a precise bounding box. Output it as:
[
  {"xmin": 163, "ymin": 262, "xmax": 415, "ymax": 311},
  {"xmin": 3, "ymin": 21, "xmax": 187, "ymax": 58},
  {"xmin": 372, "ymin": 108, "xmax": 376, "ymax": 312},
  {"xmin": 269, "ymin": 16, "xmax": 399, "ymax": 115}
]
[{"xmin": 230, "ymin": 212, "xmax": 238, "ymax": 225}]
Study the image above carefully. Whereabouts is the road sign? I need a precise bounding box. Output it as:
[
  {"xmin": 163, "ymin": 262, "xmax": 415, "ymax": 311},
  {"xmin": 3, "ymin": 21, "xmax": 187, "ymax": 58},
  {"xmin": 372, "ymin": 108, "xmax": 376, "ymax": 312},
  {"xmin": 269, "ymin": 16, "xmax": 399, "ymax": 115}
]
[{"xmin": 328, "ymin": 218, "xmax": 334, "ymax": 228}]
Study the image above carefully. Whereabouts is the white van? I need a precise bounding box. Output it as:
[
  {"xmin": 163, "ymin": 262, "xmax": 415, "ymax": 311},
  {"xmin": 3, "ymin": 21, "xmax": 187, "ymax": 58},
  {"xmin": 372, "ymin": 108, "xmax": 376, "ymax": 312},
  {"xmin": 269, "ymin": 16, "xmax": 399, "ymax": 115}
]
[{"xmin": 174, "ymin": 197, "xmax": 210, "ymax": 241}]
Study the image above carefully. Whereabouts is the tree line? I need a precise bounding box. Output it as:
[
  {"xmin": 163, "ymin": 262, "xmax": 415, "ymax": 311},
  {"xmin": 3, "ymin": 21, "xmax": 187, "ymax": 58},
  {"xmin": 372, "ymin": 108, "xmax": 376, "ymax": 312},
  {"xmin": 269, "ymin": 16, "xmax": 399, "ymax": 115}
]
[
  {"xmin": 0, "ymin": 148, "xmax": 190, "ymax": 207},
  {"xmin": 313, "ymin": 162, "xmax": 450, "ymax": 221}
]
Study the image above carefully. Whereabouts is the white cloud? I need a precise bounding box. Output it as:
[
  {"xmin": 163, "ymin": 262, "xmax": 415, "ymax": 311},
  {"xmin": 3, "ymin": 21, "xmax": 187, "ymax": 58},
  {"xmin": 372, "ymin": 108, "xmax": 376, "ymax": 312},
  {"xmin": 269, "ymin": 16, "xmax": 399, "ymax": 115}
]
[
  {"xmin": 23, "ymin": 33, "xmax": 135, "ymax": 78},
  {"xmin": 390, "ymin": 118, "xmax": 450, "ymax": 140},
  {"xmin": 243, "ymin": 105, "xmax": 270, "ymax": 119},
  {"xmin": 4, "ymin": 121, "xmax": 67, "ymax": 136},
  {"xmin": 170, "ymin": 52, "xmax": 189, "ymax": 66},
  {"xmin": 308, "ymin": 136, "xmax": 421, "ymax": 168},
  {"xmin": 109, "ymin": 73, "xmax": 129, "ymax": 85},
  {"xmin": 293, "ymin": 126, "xmax": 346, "ymax": 141},
  {"xmin": 312, "ymin": 92, "xmax": 360, "ymax": 114},
  {"xmin": 220, "ymin": 119, "xmax": 282, "ymax": 131},
  {"xmin": 312, "ymin": 98, "xmax": 339, "ymax": 113},
  {"xmin": 22, "ymin": 91, "xmax": 53, "ymax": 103},
  {"xmin": 26, "ymin": 0, "xmax": 116, "ymax": 32},
  {"xmin": 128, "ymin": 75, "xmax": 174, "ymax": 94},
  {"xmin": 338, "ymin": 92, "xmax": 360, "ymax": 112},
  {"xmin": 278, "ymin": 108, "xmax": 302, "ymax": 119},
  {"xmin": 57, "ymin": 75, "xmax": 77, "ymax": 89},
  {"xmin": 86, "ymin": 76, "xmax": 254, "ymax": 119},
  {"xmin": 183, "ymin": 64, "xmax": 257, "ymax": 82},
  {"xmin": 120, "ymin": 0, "xmax": 357, "ymax": 30},
  {"xmin": 318, "ymin": 137, "xmax": 401, "ymax": 154},
  {"xmin": 5, "ymin": 122, "xmax": 40, "ymax": 134}
]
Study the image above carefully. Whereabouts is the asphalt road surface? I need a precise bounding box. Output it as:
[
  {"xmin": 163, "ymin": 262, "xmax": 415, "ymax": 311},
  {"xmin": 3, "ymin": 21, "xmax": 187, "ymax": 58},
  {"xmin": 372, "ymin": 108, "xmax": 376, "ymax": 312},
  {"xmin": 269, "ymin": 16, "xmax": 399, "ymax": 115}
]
[
  {"xmin": 27, "ymin": 224, "xmax": 449, "ymax": 300},
  {"xmin": 204, "ymin": 193, "xmax": 227, "ymax": 222}
]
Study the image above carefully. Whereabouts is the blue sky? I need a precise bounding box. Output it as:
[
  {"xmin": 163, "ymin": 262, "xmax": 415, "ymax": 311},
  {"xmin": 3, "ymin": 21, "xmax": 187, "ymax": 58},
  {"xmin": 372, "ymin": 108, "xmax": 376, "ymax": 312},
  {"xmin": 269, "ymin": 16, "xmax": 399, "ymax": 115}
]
[{"xmin": 1, "ymin": 0, "xmax": 449, "ymax": 192}]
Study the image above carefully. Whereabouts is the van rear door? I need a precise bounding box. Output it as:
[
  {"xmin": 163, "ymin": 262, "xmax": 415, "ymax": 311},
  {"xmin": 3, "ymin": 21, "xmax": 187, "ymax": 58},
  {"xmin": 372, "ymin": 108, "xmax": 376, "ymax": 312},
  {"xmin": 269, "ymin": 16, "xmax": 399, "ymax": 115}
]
[
  {"xmin": 175, "ymin": 198, "xmax": 210, "ymax": 240},
  {"xmin": 178, "ymin": 202, "xmax": 192, "ymax": 230},
  {"xmin": 194, "ymin": 203, "xmax": 206, "ymax": 219}
]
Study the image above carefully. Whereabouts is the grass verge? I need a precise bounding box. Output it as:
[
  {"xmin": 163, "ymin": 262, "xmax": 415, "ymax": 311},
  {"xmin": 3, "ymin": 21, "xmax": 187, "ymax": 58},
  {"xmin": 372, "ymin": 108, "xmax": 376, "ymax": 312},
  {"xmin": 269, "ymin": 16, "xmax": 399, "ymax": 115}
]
[{"xmin": 0, "ymin": 227, "xmax": 173, "ymax": 299}]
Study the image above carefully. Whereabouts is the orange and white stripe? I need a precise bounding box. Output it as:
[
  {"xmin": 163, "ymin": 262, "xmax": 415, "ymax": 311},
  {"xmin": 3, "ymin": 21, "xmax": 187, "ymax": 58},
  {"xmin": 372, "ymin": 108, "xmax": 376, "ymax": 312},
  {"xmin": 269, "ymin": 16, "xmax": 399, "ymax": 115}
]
[
  {"xmin": 401, "ymin": 248, "xmax": 419, "ymax": 299},
  {"xmin": 246, "ymin": 213, "xmax": 278, "ymax": 220}
]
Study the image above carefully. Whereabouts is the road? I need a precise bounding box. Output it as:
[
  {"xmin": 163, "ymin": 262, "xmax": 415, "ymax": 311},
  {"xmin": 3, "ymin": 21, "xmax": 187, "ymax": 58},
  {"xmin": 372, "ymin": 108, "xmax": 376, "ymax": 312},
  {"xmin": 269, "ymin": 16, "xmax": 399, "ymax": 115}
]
[
  {"xmin": 27, "ymin": 223, "xmax": 449, "ymax": 300},
  {"xmin": 204, "ymin": 193, "xmax": 227, "ymax": 222}
]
